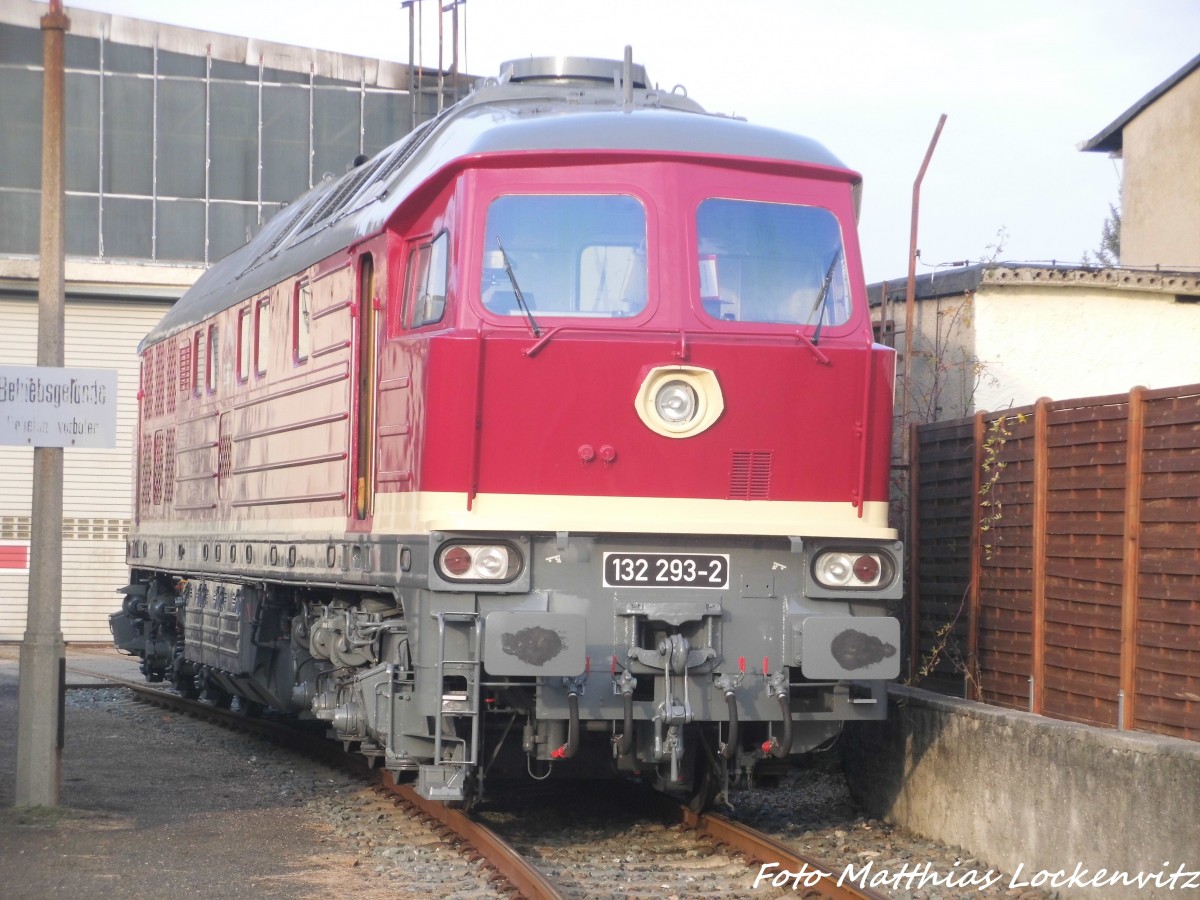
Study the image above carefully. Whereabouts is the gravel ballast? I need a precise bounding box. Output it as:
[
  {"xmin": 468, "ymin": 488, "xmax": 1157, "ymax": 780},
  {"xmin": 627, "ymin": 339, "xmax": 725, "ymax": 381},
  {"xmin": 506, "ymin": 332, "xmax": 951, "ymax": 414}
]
[{"xmin": 2, "ymin": 671, "xmax": 1054, "ymax": 899}]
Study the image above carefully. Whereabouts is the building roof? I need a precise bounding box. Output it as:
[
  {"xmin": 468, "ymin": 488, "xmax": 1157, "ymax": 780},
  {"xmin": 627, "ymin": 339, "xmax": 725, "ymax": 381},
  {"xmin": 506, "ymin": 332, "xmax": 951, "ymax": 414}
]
[
  {"xmin": 1, "ymin": 0, "xmax": 452, "ymax": 91},
  {"xmin": 1079, "ymin": 52, "xmax": 1200, "ymax": 154},
  {"xmin": 868, "ymin": 262, "xmax": 1200, "ymax": 306}
]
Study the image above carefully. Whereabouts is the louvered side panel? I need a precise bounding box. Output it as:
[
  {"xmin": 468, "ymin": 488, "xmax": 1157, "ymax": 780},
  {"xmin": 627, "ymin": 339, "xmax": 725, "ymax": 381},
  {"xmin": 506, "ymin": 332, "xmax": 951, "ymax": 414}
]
[{"xmin": 728, "ymin": 450, "xmax": 772, "ymax": 500}]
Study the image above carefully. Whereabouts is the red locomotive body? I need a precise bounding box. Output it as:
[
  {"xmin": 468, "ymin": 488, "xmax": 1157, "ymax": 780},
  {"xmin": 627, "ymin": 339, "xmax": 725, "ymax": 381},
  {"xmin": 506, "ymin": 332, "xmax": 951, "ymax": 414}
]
[{"xmin": 115, "ymin": 55, "xmax": 902, "ymax": 807}]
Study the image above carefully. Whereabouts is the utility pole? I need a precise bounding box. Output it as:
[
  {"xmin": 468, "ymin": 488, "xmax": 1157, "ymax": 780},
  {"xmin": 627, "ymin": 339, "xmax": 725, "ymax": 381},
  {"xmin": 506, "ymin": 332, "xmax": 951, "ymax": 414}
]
[
  {"xmin": 902, "ymin": 113, "xmax": 947, "ymax": 440},
  {"xmin": 15, "ymin": 0, "xmax": 70, "ymax": 808}
]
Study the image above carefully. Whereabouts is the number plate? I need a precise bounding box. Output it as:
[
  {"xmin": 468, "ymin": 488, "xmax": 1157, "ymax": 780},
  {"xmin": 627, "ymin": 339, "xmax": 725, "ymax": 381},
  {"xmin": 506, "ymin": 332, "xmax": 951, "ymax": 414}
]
[{"xmin": 602, "ymin": 552, "xmax": 729, "ymax": 589}]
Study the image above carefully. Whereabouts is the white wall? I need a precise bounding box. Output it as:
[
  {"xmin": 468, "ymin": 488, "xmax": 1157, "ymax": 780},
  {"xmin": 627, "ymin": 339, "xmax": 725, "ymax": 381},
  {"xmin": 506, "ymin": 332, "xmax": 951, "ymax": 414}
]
[
  {"xmin": 0, "ymin": 296, "xmax": 172, "ymax": 642},
  {"xmin": 973, "ymin": 285, "xmax": 1200, "ymax": 412}
]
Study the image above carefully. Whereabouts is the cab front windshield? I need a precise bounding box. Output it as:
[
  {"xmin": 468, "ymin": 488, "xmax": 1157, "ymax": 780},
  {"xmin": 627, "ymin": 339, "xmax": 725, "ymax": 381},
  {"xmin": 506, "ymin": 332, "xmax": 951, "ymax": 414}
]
[
  {"xmin": 481, "ymin": 194, "xmax": 648, "ymax": 318},
  {"xmin": 696, "ymin": 199, "xmax": 851, "ymax": 328}
]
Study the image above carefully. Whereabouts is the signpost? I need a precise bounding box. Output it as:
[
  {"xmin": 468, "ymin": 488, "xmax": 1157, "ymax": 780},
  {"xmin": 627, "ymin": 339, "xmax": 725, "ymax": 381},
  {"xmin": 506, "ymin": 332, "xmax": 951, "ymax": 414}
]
[{"xmin": 13, "ymin": 0, "xmax": 71, "ymax": 809}]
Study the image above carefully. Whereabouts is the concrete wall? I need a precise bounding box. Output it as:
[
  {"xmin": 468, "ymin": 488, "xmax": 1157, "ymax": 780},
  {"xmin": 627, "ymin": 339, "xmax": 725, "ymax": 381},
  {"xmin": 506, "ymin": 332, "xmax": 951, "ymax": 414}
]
[
  {"xmin": 974, "ymin": 283, "xmax": 1200, "ymax": 412},
  {"xmin": 843, "ymin": 686, "xmax": 1200, "ymax": 899},
  {"xmin": 894, "ymin": 268, "xmax": 1200, "ymax": 420},
  {"xmin": 1122, "ymin": 65, "xmax": 1200, "ymax": 269},
  {"xmin": 905, "ymin": 288, "xmax": 980, "ymax": 423}
]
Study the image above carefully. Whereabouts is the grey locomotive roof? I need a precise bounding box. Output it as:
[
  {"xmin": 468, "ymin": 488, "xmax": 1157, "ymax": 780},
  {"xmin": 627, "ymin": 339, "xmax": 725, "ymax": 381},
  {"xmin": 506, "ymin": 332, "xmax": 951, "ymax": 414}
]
[{"xmin": 142, "ymin": 57, "xmax": 852, "ymax": 349}]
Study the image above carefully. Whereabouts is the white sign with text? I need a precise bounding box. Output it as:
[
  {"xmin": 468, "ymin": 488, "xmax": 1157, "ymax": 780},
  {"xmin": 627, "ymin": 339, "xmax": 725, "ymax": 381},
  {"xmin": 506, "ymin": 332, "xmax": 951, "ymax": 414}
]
[{"xmin": 0, "ymin": 366, "xmax": 119, "ymax": 448}]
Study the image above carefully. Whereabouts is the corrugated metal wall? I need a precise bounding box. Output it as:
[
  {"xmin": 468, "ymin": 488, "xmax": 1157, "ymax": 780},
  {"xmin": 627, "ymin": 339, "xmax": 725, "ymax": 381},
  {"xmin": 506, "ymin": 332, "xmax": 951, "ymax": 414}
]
[
  {"xmin": 0, "ymin": 295, "xmax": 170, "ymax": 641},
  {"xmin": 910, "ymin": 384, "xmax": 1200, "ymax": 742}
]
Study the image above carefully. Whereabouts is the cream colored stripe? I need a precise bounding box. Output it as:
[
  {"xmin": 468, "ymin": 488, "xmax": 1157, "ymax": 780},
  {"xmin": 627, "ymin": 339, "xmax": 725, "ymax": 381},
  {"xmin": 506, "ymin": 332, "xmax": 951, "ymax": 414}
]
[{"xmin": 374, "ymin": 492, "xmax": 898, "ymax": 540}]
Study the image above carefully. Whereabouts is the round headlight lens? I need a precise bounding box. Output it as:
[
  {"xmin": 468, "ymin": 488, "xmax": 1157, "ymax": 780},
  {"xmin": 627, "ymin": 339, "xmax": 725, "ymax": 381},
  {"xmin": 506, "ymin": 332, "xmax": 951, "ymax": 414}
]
[
  {"xmin": 474, "ymin": 547, "xmax": 508, "ymax": 578},
  {"xmin": 815, "ymin": 552, "xmax": 854, "ymax": 586},
  {"xmin": 655, "ymin": 380, "xmax": 697, "ymax": 424}
]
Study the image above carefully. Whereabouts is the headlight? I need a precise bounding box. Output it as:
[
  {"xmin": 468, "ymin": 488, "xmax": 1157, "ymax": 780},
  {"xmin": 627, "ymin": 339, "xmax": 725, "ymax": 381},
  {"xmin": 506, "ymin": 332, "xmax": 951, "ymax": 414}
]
[
  {"xmin": 436, "ymin": 543, "xmax": 522, "ymax": 583},
  {"xmin": 812, "ymin": 551, "xmax": 884, "ymax": 589},
  {"xmin": 655, "ymin": 380, "xmax": 697, "ymax": 424},
  {"xmin": 634, "ymin": 366, "xmax": 724, "ymax": 438}
]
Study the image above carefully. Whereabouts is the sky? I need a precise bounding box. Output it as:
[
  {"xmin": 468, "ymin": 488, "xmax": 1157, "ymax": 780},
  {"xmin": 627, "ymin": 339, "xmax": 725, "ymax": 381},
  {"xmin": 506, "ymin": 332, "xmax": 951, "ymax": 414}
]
[{"xmin": 43, "ymin": 0, "xmax": 1200, "ymax": 283}]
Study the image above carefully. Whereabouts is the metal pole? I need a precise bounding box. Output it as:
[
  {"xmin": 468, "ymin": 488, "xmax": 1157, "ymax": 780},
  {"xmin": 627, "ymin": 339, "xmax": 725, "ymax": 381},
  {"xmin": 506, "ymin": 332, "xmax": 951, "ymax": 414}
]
[
  {"xmin": 902, "ymin": 113, "xmax": 947, "ymax": 442},
  {"xmin": 406, "ymin": 2, "xmax": 415, "ymax": 130},
  {"xmin": 437, "ymin": 0, "xmax": 444, "ymax": 112},
  {"xmin": 15, "ymin": 0, "xmax": 70, "ymax": 809},
  {"xmin": 450, "ymin": 0, "xmax": 459, "ymax": 102},
  {"xmin": 257, "ymin": 53, "xmax": 264, "ymax": 226}
]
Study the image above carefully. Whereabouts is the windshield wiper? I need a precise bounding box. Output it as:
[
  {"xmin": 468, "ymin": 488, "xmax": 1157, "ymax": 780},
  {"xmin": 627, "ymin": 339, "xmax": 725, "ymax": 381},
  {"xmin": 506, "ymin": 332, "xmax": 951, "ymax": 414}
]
[
  {"xmin": 495, "ymin": 236, "xmax": 541, "ymax": 337},
  {"xmin": 805, "ymin": 248, "xmax": 842, "ymax": 346}
]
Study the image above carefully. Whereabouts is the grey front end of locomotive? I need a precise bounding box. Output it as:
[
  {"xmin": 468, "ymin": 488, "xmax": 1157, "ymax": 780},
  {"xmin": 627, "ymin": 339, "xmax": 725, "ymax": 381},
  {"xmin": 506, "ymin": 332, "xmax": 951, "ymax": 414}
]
[{"xmin": 397, "ymin": 530, "xmax": 903, "ymax": 800}]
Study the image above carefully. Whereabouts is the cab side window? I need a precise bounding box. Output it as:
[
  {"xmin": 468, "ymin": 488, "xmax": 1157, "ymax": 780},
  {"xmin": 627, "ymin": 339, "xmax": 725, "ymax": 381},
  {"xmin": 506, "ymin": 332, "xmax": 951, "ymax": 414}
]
[{"xmin": 403, "ymin": 232, "xmax": 449, "ymax": 329}]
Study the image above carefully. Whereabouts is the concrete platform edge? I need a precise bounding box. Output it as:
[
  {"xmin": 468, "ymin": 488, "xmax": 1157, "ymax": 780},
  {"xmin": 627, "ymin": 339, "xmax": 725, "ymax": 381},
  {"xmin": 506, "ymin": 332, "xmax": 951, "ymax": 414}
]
[{"xmin": 842, "ymin": 684, "xmax": 1200, "ymax": 899}]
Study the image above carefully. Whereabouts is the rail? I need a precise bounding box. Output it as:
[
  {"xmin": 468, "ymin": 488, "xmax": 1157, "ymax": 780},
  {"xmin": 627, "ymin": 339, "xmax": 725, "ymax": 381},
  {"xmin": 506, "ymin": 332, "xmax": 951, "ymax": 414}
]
[
  {"xmin": 381, "ymin": 772, "xmax": 565, "ymax": 900},
  {"xmin": 680, "ymin": 805, "xmax": 890, "ymax": 900}
]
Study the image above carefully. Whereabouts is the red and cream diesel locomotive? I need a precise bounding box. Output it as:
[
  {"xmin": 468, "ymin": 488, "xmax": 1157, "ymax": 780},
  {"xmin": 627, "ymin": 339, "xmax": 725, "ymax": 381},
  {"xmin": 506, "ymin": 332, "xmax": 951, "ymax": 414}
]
[{"xmin": 112, "ymin": 53, "xmax": 902, "ymax": 807}]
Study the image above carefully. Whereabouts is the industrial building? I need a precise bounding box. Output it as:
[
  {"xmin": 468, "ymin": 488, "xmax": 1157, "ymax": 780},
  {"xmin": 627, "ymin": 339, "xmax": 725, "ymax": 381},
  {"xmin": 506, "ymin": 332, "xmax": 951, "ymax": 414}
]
[{"xmin": 0, "ymin": 0, "xmax": 465, "ymax": 640}]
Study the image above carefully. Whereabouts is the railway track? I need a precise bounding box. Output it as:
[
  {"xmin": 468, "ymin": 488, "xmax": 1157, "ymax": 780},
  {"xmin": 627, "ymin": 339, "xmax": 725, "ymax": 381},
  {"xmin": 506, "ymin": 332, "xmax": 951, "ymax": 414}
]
[
  {"xmin": 473, "ymin": 780, "xmax": 890, "ymax": 899},
  {"xmin": 682, "ymin": 806, "xmax": 887, "ymax": 900},
  {"xmin": 69, "ymin": 654, "xmax": 885, "ymax": 900}
]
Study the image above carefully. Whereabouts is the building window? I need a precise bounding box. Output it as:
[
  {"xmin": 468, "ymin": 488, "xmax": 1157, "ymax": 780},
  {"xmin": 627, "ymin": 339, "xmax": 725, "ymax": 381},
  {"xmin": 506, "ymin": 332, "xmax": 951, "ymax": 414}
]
[{"xmin": 0, "ymin": 21, "xmax": 442, "ymax": 265}]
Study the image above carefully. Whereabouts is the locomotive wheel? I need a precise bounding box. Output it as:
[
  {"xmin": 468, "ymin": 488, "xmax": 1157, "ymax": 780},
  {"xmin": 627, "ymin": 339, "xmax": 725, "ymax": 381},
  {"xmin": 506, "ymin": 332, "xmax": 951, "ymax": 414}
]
[
  {"xmin": 196, "ymin": 671, "xmax": 232, "ymax": 708},
  {"xmin": 686, "ymin": 745, "xmax": 720, "ymax": 813},
  {"xmin": 172, "ymin": 663, "xmax": 199, "ymax": 700},
  {"xmin": 235, "ymin": 697, "xmax": 265, "ymax": 717}
]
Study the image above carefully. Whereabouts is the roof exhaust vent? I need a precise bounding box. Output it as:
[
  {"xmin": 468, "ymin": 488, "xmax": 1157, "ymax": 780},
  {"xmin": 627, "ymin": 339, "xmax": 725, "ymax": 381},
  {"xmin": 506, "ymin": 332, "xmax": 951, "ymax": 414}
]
[{"xmin": 499, "ymin": 54, "xmax": 648, "ymax": 89}]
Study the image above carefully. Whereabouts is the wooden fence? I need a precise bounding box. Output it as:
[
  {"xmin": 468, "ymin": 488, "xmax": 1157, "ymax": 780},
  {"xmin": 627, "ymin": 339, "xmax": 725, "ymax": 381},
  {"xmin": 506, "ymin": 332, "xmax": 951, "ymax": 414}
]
[{"xmin": 908, "ymin": 383, "xmax": 1200, "ymax": 742}]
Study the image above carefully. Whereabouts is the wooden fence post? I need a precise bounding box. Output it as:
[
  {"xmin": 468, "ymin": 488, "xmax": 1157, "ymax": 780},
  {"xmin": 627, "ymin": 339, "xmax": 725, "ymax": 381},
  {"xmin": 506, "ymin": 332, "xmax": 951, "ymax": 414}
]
[
  {"xmin": 1031, "ymin": 397, "xmax": 1050, "ymax": 715},
  {"xmin": 968, "ymin": 411, "xmax": 985, "ymax": 700},
  {"xmin": 1120, "ymin": 386, "xmax": 1146, "ymax": 730}
]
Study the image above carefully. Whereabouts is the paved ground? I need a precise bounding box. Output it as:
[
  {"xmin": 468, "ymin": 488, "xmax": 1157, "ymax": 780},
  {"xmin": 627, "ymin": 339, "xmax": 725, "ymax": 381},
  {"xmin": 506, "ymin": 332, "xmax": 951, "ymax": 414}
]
[{"xmin": 0, "ymin": 645, "xmax": 398, "ymax": 899}]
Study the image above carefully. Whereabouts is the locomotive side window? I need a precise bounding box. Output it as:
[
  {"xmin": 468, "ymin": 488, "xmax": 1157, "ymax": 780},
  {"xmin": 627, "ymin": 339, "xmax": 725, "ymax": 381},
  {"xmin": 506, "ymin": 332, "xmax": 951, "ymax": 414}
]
[
  {"xmin": 192, "ymin": 329, "xmax": 204, "ymax": 398},
  {"xmin": 482, "ymin": 195, "xmax": 647, "ymax": 318},
  {"xmin": 205, "ymin": 323, "xmax": 219, "ymax": 394},
  {"xmin": 236, "ymin": 307, "xmax": 251, "ymax": 384},
  {"xmin": 696, "ymin": 199, "xmax": 851, "ymax": 328},
  {"xmin": 404, "ymin": 232, "xmax": 449, "ymax": 328},
  {"xmin": 254, "ymin": 296, "xmax": 270, "ymax": 377},
  {"xmin": 294, "ymin": 282, "xmax": 312, "ymax": 363}
]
